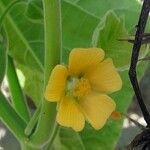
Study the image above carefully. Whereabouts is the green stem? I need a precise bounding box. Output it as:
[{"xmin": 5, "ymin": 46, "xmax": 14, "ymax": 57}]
[
  {"xmin": 0, "ymin": 91, "xmax": 27, "ymax": 140},
  {"xmin": 29, "ymin": 0, "xmax": 62, "ymax": 147},
  {"xmin": 25, "ymin": 104, "xmax": 41, "ymax": 136},
  {"xmin": 43, "ymin": 0, "xmax": 62, "ymax": 84},
  {"xmin": 7, "ymin": 56, "xmax": 30, "ymax": 122},
  {"xmin": 45, "ymin": 124, "xmax": 59, "ymax": 150}
]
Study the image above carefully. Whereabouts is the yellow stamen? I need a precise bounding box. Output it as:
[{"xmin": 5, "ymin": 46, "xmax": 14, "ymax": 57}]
[{"xmin": 73, "ymin": 78, "xmax": 91, "ymax": 97}]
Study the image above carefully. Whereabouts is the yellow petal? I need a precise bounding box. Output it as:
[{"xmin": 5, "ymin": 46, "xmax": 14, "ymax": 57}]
[
  {"xmin": 68, "ymin": 48, "xmax": 104, "ymax": 75},
  {"xmin": 79, "ymin": 93, "xmax": 116, "ymax": 129},
  {"xmin": 44, "ymin": 65, "xmax": 68, "ymax": 102},
  {"xmin": 85, "ymin": 58, "xmax": 122, "ymax": 93},
  {"xmin": 56, "ymin": 96, "xmax": 85, "ymax": 132}
]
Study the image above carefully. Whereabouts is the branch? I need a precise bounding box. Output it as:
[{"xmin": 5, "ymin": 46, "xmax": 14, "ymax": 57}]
[{"xmin": 129, "ymin": 0, "xmax": 150, "ymax": 127}]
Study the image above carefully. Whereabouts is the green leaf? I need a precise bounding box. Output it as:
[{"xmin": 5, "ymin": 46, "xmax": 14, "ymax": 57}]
[
  {"xmin": 25, "ymin": 0, "xmax": 43, "ymax": 23},
  {"xmin": 0, "ymin": 28, "xmax": 7, "ymax": 84},
  {"xmin": 0, "ymin": 1, "xmax": 44, "ymax": 70},
  {"xmin": 0, "ymin": 0, "xmax": 44, "ymax": 105},
  {"xmin": 61, "ymin": 1, "xmax": 148, "ymax": 68},
  {"xmin": 62, "ymin": 0, "xmax": 99, "ymax": 61},
  {"xmin": 92, "ymin": 11, "xmax": 148, "ymax": 68},
  {"xmin": 76, "ymin": 0, "xmax": 141, "ymax": 31}
]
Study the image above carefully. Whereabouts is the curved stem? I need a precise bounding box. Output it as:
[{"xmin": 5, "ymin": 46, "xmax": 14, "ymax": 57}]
[
  {"xmin": 46, "ymin": 124, "xmax": 59, "ymax": 150},
  {"xmin": 7, "ymin": 56, "xmax": 30, "ymax": 123},
  {"xmin": 0, "ymin": 91, "xmax": 26, "ymax": 140},
  {"xmin": 25, "ymin": 104, "xmax": 41, "ymax": 136},
  {"xmin": 29, "ymin": 0, "xmax": 62, "ymax": 147}
]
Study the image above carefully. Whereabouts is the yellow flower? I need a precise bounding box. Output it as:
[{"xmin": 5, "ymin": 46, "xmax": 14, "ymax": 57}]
[{"xmin": 44, "ymin": 48, "xmax": 122, "ymax": 132}]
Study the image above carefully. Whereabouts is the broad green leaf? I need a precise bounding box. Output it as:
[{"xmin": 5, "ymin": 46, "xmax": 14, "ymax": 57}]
[
  {"xmin": 54, "ymin": 61, "xmax": 148, "ymax": 150},
  {"xmin": 25, "ymin": 0, "xmax": 43, "ymax": 23},
  {"xmin": 0, "ymin": 1, "xmax": 44, "ymax": 105},
  {"xmin": 92, "ymin": 11, "xmax": 148, "ymax": 68},
  {"xmin": 0, "ymin": 0, "xmax": 44, "ymax": 70},
  {"xmin": 76, "ymin": 0, "xmax": 141, "ymax": 31},
  {"xmin": 62, "ymin": 0, "xmax": 99, "ymax": 48},
  {"xmin": 61, "ymin": 1, "xmax": 100, "ymax": 63},
  {"xmin": 66, "ymin": 0, "xmax": 79, "ymax": 3},
  {"xmin": 0, "ymin": 28, "xmax": 7, "ymax": 84}
]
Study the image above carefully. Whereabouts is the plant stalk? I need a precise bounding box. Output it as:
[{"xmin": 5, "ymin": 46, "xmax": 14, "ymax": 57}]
[
  {"xmin": 0, "ymin": 91, "xmax": 27, "ymax": 140},
  {"xmin": 7, "ymin": 56, "xmax": 30, "ymax": 123},
  {"xmin": 29, "ymin": 0, "xmax": 62, "ymax": 147}
]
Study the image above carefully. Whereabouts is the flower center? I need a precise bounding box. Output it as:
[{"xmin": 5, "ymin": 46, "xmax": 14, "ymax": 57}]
[
  {"xmin": 66, "ymin": 77, "xmax": 91, "ymax": 98},
  {"xmin": 73, "ymin": 78, "xmax": 91, "ymax": 97}
]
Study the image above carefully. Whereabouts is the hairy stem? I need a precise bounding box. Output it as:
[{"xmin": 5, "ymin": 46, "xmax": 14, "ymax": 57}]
[{"xmin": 29, "ymin": 0, "xmax": 62, "ymax": 147}]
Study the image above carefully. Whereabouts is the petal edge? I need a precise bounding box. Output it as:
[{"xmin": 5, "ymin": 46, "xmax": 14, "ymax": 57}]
[
  {"xmin": 69, "ymin": 48, "xmax": 105, "ymax": 75},
  {"xmin": 57, "ymin": 96, "xmax": 85, "ymax": 132},
  {"xmin": 79, "ymin": 93, "xmax": 116, "ymax": 129},
  {"xmin": 86, "ymin": 58, "xmax": 122, "ymax": 93},
  {"xmin": 44, "ymin": 65, "xmax": 68, "ymax": 102}
]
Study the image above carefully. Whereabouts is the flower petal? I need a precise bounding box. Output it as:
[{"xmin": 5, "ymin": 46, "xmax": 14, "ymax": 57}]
[
  {"xmin": 68, "ymin": 48, "xmax": 104, "ymax": 75},
  {"xmin": 44, "ymin": 65, "xmax": 68, "ymax": 102},
  {"xmin": 79, "ymin": 93, "xmax": 116, "ymax": 129},
  {"xmin": 85, "ymin": 58, "xmax": 122, "ymax": 93},
  {"xmin": 56, "ymin": 96, "xmax": 85, "ymax": 132}
]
